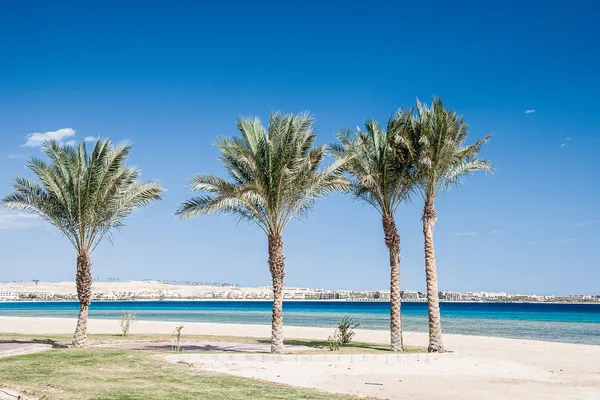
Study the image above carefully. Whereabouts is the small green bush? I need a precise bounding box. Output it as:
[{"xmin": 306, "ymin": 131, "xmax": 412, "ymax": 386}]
[
  {"xmin": 327, "ymin": 330, "xmax": 342, "ymax": 351},
  {"xmin": 337, "ymin": 315, "xmax": 360, "ymax": 344},
  {"xmin": 119, "ymin": 312, "xmax": 136, "ymax": 336},
  {"xmin": 172, "ymin": 325, "xmax": 184, "ymax": 352}
]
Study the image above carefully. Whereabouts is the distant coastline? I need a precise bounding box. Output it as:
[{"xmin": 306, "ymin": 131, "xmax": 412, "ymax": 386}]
[
  {"xmin": 2, "ymin": 298, "xmax": 600, "ymax": 305},
  {"xmin": 1, "ymin": 281, "xmax": 598, "ymax": 304}
]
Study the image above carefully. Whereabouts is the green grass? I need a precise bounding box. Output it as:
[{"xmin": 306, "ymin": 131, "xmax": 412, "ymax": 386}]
[
  {"xmin": 262, "ymin": 338, "xmax": 424, "ymax": 354},
  {"xmin": 0, "ymin": 349, "xmax": 364, "ymax": 400},
  {"xmin": 0, "ymin": 333, "xmax": 424, "ymax": 399}
]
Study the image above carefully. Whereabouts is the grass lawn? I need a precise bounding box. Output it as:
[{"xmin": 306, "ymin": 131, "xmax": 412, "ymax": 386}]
[
  {"xmin": 0, "ymin": 333, "xmax": 425, "ymax": 399},
  {"xmin": 0, "ymin": 348, "xmax": 362, "ymax": 400}
]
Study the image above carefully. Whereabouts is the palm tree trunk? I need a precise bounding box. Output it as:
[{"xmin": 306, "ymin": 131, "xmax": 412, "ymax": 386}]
[
  {"xmin": 423, "ymin": 199, "xmax": 444, "ymax": 352},
  {"xmin": 382, "ymin": 215, "xmax": 403, "ymax": 352},
  {"xmin": 268, "ymin": 234, "xmax": 285, "ymax": 354},
  {"xmin": 72, "ymin": 251, "xmax": 92, "ymax": 348}
]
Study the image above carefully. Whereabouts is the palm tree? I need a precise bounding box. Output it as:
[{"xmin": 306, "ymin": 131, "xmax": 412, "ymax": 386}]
[
  {"xmin": 330, "ymin": 119, "xmax": 413, "ymax": 352},
  {"xmin": 397, "ymin": 98, "xmax": 492, "ymax": 352},
  {"xmin": 176, "ymin": 112, "xmax": 348, "ymax": 353},
  {"xmin": 2, "ymin": 139, "xmax": 163, "ymax": 347}
]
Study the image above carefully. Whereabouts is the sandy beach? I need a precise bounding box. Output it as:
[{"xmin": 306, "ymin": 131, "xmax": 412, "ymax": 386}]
[{"xmin": 1, "ymin": 316, "xmax": 599, "ymax": 399}]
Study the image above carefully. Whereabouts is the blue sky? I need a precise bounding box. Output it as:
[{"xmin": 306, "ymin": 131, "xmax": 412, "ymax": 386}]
[{"xmin": 1, "ymin": 0, "xmax": 599, "ymax": 295}]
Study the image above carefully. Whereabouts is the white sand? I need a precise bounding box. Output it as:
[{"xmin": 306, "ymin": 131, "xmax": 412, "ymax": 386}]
[{"xmin": 1, "ymin": 316, "xmax": 599, "ymax": 399}]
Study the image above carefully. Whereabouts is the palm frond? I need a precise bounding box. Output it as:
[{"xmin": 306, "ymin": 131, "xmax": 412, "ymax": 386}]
[
  {"xmin": 397, "ymin": 97, "xmax": 493, "ymax": 201},
  {"xmin": 178, "ymin": 112, "xmax": 346, "ymax": 236},
  {"xmin": 1, "ymin": 138, "xmax": 163, "ymax": 253},
  {"xmin": 330, "ymin": 115, "xmax": 414, "ymax": 217}
]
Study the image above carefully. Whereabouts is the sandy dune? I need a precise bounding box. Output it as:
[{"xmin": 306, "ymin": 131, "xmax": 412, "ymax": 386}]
[{"xmin": 1, "ymin": 316, "xmax": 599, "ymax": 399}]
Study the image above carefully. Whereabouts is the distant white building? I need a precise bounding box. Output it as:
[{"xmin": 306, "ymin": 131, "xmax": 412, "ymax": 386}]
[
  {"xmin": 283, "ymin": 290, "xmax": 306, "ymax": 300},
  {"xmin": 481, "ymin": 292, "xmax": 507, "ymax": 299},
  {"xmin": 378, "ymin": 290, "xmax": 391, "ymax": 300},
  {"xmin": 0, "ymin": 290, "xmax": 17, "ymax": 301},
  {"xmin": 94, "ymin": 292, "xmax": 117, "ymax": 300},
  {"xmin": 402, "ymin": 290, "xmax": 419, "ymax": 300},
  {"xmin": 439, "ymin": 290, "xmax": 462, "ymax": 301}
]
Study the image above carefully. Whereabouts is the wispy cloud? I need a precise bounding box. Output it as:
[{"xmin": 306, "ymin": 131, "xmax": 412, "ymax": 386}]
[
  {"xmin": 489, "ymin": 230, "xmax": 501, "ymax": 234},
  {"xmin": 22, "ymin": 128, "xmax": 76, "ymax": 147},
  {"xmin": 573, "ymin": 219, "xmax": 600, "ymax": 227},
  {"xmin": 84, "ymin": 136, "xmax": 98, "ymax": 143},
  {"xmin": 7, "ymin": 154, "xmax": 27, "ymax": 159},
  {"xmin": 0, "ymin": 211, "xmax": 47, "ymax": 230},
  {"xmin": 528, "ymin": 238, "xmax": 575, "ymax": 245},
  {"xmin": 560, "ymin": 137, "xmax": 571, "ymax": 148},
  {"xmin": 524, "ymin": 109, "xmax": 536, "ymax": 114}
]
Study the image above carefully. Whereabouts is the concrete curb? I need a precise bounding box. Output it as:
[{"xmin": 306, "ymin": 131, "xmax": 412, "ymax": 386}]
[
  {"xmin": 0, "ymin": 344, "xmax": 52, "ymax": 359},
  {"xmin": 0, "ymin": 387, "xmax": 39, "ymax": 400},
  {"xmin": 165, "ymin": 352, "xmax": 453, "ymax": 364}
]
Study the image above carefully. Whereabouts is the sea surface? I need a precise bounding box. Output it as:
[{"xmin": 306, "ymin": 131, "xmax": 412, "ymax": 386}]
[{"xmin": 1, "ymin": 301, "xmax": 599, "ymax": 345}]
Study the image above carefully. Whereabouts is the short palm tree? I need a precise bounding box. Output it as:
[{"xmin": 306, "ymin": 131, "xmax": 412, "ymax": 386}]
[
  {"xmin": 398, "ymin": 98, "xmax": 492, "ymax": 352},
  {"xmin": 176, "ymin": 112, "xmax": 348, "ymax": 353},
  {"xmin": 2, "ymin": 139, "xmax": 163, "ymax": 347},
  {"xmin": 330, "ymin": 119, "xmax": 413, "ymax": 352}
]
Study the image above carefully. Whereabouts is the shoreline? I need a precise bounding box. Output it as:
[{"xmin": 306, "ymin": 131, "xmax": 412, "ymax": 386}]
[
  {"xmin": 2, "ymin": 301, "xmax": 599, "ymax": 346},
  {"xmin": 0, "ymin": 316, "xmax": 598, "ymax": 349}
]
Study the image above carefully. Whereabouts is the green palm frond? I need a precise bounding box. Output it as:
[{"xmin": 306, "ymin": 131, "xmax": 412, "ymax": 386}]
[
  {"xmin": 397, "ymin": 98, "xmax": 493, "ymax": 199},
  {"xmin": 2, "ymin": 138, "xmax": 164, "ymax": 252},
  {"xmin": 177, "ymin": 112, "xmax": 349, "ymax": 235},
  {"xmin": 330, "ymin": 116, "xmax": 414, "ymax": 217}
]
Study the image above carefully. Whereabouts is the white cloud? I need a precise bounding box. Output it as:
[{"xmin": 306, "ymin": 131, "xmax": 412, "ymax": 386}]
[
  {"xmin": 489, "ymin": 230, "xmax": 501, "ymax": 234},
  {"xmin": 0, "ymin": 210, "xmax": 47, "ymax": 230},
  {"xmin": 22, "ymin": 128, "xmax": 76, "ymax": 147},
  {"xmin": 84, "ymin": 136, "xmax": 98, "ymax": 143},
  {"xmin": 524, "ymin": 109, "xmax": 536, "ymax": 114},
  {"xmin": 560, "ymin": 143, "xmax": 566, "ymax": 148},
  {"xmin": 565, "ymin": 137, "xmax": 571, "ymax": 140},
  {"xmin": 528, "ymin": 238, "xmax": 575, "ymax": 245},
  {"xmin": 7, "ymin": 154, "xmax": 27, "ymax": 159},
  {"xmin": 528, "ymin": 240, "xmax": 548, "ymax": 245},
  {"xmin": 573, "ymin": 219, "xmax": 600, "ymax": 227},
  {"xmin": 64, "ymin": 140, "xmax": 77, "ymax": 146}
]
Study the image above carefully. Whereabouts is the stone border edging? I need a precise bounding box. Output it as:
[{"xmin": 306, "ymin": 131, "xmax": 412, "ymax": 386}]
[
  {"xmin": 165, "ymin": 352, "xmax": 453, "ymax": 364},
  {"xmin": 0, "ymin": 387, "xmax": 39, "ymax": 400},
  {"xmin": 0, "ymin": 344, "xmax": 52, "ymax": 359}
]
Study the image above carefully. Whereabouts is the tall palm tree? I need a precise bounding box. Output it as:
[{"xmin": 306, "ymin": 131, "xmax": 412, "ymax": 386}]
[
  {"xmin": 176, "ymin": 112, "xmax": 348, "ymax": 353},
  {"xmin": 398, "ymin": 98, "xmax": 492, "ymax": 352},
  {"xmin": 2, "ymin": 139, "xmax": 163, "ymax": 347},
  {"xmin": 330, "ymin": 119, "xmax": 413, "ymax": 352}
]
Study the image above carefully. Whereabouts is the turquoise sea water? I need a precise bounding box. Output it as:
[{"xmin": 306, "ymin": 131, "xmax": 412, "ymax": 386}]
[{"xmin": 0, "ymin": 301, "xmax": 599, "ymax": 345}]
